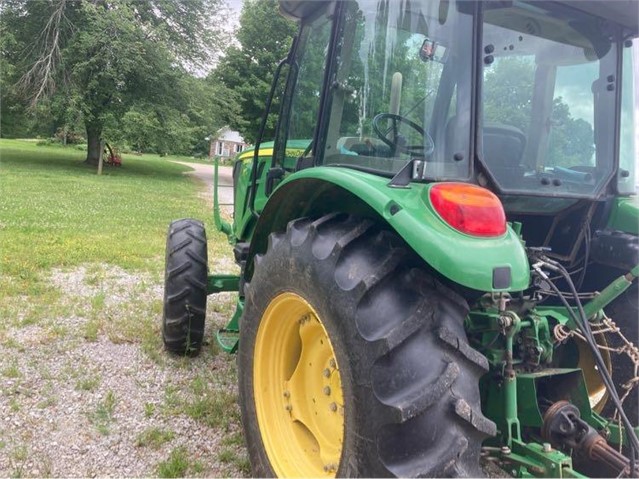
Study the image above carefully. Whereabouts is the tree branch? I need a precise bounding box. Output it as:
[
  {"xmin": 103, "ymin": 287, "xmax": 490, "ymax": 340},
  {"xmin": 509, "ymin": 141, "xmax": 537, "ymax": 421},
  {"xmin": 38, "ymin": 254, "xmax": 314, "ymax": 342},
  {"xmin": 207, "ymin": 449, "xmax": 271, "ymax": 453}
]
[{"xmin": 17, "ymin": 0, "xmax": 68, "ymax": 107}]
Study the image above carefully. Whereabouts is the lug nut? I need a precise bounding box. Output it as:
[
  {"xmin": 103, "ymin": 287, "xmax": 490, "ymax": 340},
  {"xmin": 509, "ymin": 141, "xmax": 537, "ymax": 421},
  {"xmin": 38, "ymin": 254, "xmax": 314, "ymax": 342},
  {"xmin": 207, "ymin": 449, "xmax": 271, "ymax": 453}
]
[
  {"xmin": 323, "ymin": 368, "xmax": 330, "ymax": 378},
  {"xmin": 542, "ymin": 443, "xmax": 552, "ymax": 453},
  {"xmin": 329, "ymin": 359, "xmax": 336, "ymax": 368},
  {"xmin": 329, "ymin": 402, "xmax": 337, "ymax": 412},
  {"xmin": 323, "ymin": 386, "xmax": 331, "ymax": 396},
  {"xmin": 285, "ymin": 405, "xmax": 292, "ymax": 411},
  {"xmin": 283, "ymin": 391, "xmax": 290, "ymax": 398}
]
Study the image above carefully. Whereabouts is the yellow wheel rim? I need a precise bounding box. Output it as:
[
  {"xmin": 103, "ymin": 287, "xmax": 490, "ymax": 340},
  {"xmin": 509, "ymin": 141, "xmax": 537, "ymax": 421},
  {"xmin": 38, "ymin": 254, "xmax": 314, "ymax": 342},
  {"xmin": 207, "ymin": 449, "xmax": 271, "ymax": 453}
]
[
  {"xmin": 254, "ymin": 292, "xmax": 344, "ymax": 477},
  {"xmin": 576, "ymin": 335, "xmax": 612, "ymax": 413}
]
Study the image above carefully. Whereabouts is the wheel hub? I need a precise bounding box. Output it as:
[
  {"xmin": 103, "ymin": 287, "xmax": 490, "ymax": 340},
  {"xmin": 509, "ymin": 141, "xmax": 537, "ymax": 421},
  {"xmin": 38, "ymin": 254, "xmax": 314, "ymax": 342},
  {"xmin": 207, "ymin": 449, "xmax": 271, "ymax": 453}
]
[{"xmin": 254, "ymin": 292, "xmax": 344, "ymax": 477}]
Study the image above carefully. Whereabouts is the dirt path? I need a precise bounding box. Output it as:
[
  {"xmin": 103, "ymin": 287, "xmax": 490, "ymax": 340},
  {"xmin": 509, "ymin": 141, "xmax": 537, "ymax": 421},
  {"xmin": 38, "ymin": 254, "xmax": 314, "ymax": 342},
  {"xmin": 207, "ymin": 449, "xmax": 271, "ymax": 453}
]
[
  {"xmin": 171, "ymin": 161, "xmax": 234, "ymax": 211},
  {"xmin": 0, "ymin": 265, "xmax": 246, "ymax": 477}
]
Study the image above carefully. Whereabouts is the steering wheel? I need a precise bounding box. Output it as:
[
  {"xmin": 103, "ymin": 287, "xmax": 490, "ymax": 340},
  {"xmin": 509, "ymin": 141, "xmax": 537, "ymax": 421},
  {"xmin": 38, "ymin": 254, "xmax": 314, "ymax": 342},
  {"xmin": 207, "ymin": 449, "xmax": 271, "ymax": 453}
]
[{"xmin": 372, "ymin": 113, "xmax": 435, "ymax": 156}]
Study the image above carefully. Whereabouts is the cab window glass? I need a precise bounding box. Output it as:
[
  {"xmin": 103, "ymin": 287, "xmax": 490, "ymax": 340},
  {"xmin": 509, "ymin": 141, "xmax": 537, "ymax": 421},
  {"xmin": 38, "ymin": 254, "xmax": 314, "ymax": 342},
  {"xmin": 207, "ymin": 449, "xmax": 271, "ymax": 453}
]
[
  {"xmin": 321, "ymin": 0, "xmax": 473, "ymax": 180},
  {"xmin": 283, "ymin": 13, "xmax": 332, "ymax": 161},
  {"xmin": 482, "ymin": 1, "xmax": 616, "ymax": 196},
  {"xmin": 619, "ymin": 38, "xmax": 638, "ymax": 194}
]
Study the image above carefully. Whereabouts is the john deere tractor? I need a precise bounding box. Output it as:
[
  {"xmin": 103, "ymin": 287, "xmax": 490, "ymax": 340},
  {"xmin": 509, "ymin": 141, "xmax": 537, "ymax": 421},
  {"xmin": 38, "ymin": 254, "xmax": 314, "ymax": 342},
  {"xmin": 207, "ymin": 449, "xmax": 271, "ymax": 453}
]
[{"xmin": 162, "ymin": 0, "xmax": 639, "ymax": 476}]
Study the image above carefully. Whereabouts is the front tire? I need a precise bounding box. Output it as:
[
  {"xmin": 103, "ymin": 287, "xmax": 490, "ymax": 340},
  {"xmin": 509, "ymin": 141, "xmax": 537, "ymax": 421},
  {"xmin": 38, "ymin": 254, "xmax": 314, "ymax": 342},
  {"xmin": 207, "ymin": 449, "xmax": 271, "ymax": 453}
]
[
  {"xmin": 238, "ymin": 214, "xmax": 495, "ymax": 477},
  {"xmin": 162, "ymin": 219, "xmax": 208, "ymax": 355}
]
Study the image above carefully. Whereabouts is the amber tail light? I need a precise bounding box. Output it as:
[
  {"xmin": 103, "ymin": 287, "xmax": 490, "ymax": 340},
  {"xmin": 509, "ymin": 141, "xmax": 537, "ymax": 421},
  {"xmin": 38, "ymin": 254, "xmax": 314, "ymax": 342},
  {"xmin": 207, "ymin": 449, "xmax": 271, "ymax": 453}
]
[{"xmin": 429, "ymin": 183, "xmax": 507, "ymax": 237}]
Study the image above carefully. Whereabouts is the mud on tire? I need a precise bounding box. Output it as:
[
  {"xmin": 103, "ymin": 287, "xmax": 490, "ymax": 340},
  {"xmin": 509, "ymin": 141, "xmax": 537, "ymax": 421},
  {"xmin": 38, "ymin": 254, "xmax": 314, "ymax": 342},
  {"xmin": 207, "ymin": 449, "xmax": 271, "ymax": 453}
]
[
  {"xmin": 162, "ymin": 218, "xmax": 208, "ymax": 356},
  {"xmin": 238, "ymin": 214, "xmax": 495, "ymax": 477},
  {"xmin": 605, "ymin": 283, "xmax": 639, "ymax": 425}
]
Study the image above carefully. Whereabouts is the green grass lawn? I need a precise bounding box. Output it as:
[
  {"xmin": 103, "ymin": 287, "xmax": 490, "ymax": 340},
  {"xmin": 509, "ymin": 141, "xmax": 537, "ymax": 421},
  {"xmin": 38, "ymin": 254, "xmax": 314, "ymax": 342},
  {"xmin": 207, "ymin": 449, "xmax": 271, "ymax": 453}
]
[
  {"xmin": 1, "ymin": 140, "xmax": 220, "ymax": 286},
  {"xmin": 0, "ymin": 138, "xmax": 233, "ymax": 320},
  {"xmin": 0, "ymin": 140, "xmax": 248, "ymax": 477}
]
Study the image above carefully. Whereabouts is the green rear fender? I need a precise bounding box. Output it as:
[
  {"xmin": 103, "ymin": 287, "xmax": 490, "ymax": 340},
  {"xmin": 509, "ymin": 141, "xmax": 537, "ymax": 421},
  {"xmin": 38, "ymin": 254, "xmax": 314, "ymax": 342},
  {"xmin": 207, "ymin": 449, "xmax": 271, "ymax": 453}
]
[
  {"xmin": 249, "ymin": 167, "xmax": 530, "ymax": 292},
  {"xmin": 607, "ymin": 196, "xmax": 639, "ymax": 234}
]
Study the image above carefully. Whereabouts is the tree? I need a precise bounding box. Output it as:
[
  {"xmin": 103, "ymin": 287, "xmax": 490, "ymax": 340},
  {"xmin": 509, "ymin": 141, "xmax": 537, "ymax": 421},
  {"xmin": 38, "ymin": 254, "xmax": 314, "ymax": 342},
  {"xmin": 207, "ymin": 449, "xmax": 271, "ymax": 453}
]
[
  {"xmin": 177, "ymin": 74, "xmax": 243, "ymax": 155},
  {"xmin": 101, "ymin": 74, "xmax": 241, "ymax": 156},
  {"xmin": 0, "ymin": 6, "xmax": 36, "ymax": 138},
  {"xmin": 215, "ymin": 0, "xmax": 297, "ymax": 143},
  {"xmin": 548, "ymin": 99, "xmax": 595, "ymax": 167},
  {"xmin": 483, "ymin": 57, "xmax": 535, "ymax": 132},
  {"xmin": 2, "ymin": 0, "xmax": 230, "ymax": 164}
]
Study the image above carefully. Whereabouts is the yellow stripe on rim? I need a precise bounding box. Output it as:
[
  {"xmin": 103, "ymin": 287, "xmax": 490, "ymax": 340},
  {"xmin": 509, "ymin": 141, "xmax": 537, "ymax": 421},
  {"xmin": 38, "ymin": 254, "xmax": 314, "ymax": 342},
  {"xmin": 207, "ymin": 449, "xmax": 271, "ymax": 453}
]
[{"xmin": 254, "ymin": 292, "xmax": 344, "ymax": 477}]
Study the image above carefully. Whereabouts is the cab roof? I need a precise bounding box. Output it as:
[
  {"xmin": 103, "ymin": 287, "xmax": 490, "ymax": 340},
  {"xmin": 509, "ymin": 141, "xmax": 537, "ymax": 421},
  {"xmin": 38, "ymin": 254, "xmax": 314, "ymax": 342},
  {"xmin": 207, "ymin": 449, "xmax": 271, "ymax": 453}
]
[
  {"xmin": 279, "ymin": 0, "xmax": 331, "ymax": 22},
  {"xmin": 279, "ymin": 0, "xmax": 638, "ymax": 34}
]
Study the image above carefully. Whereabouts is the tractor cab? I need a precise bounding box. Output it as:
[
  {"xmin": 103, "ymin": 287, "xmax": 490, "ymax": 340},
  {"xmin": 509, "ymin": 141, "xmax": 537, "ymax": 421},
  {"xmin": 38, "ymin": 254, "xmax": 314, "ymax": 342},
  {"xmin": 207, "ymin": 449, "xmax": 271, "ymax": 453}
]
[
  {"xmin": 225, "ymin": 0, "xmax": 639, "ymax": 297},
  {"xmin": 269, "ymin": 0, "xmax": 637, "ymax": 200}
]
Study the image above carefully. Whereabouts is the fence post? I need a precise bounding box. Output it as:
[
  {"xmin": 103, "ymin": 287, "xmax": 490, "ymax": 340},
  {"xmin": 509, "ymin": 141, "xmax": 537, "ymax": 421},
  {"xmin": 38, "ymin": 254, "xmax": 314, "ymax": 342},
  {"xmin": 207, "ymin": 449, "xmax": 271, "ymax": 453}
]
[{"xmin": 97, "ymin": 139, "xmax": 105, "ymax": 175}]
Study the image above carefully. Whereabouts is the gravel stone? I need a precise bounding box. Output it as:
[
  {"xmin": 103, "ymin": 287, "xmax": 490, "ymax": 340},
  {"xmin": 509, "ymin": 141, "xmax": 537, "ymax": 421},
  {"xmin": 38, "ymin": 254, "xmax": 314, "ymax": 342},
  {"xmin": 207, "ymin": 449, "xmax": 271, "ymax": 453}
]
[{"xmin": 0, "ymin": 264, "xmax": 247, "ymax": 477}]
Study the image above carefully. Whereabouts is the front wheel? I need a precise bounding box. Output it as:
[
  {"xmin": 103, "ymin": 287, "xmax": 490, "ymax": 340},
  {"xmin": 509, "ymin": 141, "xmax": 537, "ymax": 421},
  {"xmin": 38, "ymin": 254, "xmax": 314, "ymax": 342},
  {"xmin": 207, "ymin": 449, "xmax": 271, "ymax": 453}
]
[
  {"xmin": 238, "ymin": 214, "xmax": 495, "ymax": 477},
  {"xmin": 162, "ymin": 218, "xmax": 208, "ymax": 355}
]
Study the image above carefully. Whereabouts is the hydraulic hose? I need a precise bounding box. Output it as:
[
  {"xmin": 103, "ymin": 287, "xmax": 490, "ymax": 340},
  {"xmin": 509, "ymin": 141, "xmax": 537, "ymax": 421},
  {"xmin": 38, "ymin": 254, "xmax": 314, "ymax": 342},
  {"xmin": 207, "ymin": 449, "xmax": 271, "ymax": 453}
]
[{"xmin": 531, "ymin": 258, "xmax": 639, "ymax": 470}]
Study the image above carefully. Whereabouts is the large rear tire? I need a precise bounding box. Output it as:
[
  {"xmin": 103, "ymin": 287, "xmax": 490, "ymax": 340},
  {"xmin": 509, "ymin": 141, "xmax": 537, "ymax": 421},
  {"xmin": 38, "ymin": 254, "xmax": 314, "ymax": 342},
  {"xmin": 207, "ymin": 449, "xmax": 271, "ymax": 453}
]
[
  {"xmin": 238, "ymin": 214, "xmax": 495, "ymax": 477},
  {"xmin": 605, "ymin": 283, "xmax": 638, "ymax": 425},
  {"xmin": 162, "ymin": 219, "xmax": 208, "ymax": 355}
]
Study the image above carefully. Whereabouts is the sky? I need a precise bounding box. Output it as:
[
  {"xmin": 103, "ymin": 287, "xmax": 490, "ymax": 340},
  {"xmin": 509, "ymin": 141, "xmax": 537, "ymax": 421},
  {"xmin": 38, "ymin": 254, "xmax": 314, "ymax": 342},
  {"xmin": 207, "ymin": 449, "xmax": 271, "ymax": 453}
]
[
  {"xmin": 226, "ymin": 0, "xmax": 243, "ymax": 23},
  {"xmin": 193, "ymin": 0, "xmax": 242, "ymax": 75}
]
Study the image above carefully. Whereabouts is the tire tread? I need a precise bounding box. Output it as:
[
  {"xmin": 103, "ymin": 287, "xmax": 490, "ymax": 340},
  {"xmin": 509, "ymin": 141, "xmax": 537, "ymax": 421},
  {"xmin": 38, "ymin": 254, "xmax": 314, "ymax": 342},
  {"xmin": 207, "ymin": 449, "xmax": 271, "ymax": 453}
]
[
  {"xmin": 162, "ymin": 219, "xmax": 208, "ymax": 356},
  {"xmin": 240, "ymin": 214, "xmax": 494, "ymax": 477}
]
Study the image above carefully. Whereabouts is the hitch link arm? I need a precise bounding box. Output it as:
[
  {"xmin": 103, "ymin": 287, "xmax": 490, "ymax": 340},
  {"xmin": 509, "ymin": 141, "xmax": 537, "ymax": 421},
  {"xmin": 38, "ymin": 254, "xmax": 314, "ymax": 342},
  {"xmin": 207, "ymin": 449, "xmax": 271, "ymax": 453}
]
[{"xmin": 582, "ymin": 265, "xmax": 639, "ymax": 320}]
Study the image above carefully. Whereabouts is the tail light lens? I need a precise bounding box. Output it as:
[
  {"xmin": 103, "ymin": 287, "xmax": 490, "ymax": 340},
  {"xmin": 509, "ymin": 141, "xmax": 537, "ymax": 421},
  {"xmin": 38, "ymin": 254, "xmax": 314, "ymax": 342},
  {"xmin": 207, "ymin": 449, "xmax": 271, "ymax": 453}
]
[{"xmin": 429, "ymin": 183, "xmax": 506, "ymax": 237}]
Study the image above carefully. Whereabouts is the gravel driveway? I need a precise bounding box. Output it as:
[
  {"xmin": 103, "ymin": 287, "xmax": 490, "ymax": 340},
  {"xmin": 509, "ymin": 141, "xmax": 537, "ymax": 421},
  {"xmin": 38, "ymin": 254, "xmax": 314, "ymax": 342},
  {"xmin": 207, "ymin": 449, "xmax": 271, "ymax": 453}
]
[
  {"xmin": 171, "ymin": 161, "xmax": 234, "ymax": 212},
  {"xmin": 0, "ymin": 163, "xmax": 247, "ymax": 477}
]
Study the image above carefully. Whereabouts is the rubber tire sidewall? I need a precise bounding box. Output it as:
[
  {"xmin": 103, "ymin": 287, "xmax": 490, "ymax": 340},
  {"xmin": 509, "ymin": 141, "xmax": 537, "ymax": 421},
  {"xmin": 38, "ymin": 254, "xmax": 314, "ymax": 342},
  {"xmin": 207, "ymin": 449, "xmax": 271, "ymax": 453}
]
[
  {"xmin": 238, "ymin": 215, "xmax": 491, "ymax": 477},
  {"xmin": 604, "ymin": 283, "xmax": 639, "ymax": 425},
  {"xmin": 162, "ymin": 218, "xmax": 208, "ymax": 355}
]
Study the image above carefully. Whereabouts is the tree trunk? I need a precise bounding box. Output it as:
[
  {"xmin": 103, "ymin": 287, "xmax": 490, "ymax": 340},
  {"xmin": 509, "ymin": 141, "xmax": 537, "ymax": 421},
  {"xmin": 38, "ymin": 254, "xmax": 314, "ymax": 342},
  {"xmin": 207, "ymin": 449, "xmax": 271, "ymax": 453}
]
[{"xmin": 85, "ymin": 122, "xmax": 103, "ymax": 165}]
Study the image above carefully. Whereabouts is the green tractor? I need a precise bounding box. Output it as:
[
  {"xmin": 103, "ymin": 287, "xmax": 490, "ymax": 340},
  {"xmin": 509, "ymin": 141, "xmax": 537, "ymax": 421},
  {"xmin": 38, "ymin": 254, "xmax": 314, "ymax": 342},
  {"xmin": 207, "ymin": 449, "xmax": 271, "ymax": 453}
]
[{"xmin": 162, "ymin": 0, "xmax": 639, "ymax": 476}]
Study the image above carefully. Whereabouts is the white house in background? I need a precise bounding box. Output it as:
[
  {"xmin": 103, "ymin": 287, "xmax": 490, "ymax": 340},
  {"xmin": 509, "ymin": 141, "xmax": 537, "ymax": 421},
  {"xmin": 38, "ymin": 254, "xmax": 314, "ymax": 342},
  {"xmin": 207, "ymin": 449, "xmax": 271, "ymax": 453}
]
[{"xmin": 209, "ymin": 127, "xmax": 250, "ymax": 159}]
